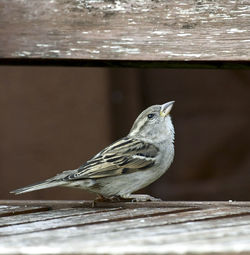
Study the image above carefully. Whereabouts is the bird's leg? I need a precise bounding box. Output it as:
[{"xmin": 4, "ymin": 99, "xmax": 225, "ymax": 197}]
[
  {"xmin": 92, "ymin": 194, "xmax": 108, "ymax": 207},
  {"xmin": 95, "ymin": 194, "xmax": 107, "ymax": 201}
]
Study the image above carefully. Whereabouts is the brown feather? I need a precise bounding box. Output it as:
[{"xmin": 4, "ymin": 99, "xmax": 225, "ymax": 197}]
[{"xmin": 64, "ymin": 137, "xmax": 159, "ymax": 180}]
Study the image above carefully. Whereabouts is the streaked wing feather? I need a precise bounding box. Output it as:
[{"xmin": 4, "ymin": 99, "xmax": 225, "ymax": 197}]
[{"xmin": 64, "ymin": 137, "xmax": 159, "ymax": 180}]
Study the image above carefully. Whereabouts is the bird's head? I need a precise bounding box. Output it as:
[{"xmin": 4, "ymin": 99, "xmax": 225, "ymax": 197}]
[{"xmin": 129, "ymin": 101, "xmax": 175, "ymax": 142}]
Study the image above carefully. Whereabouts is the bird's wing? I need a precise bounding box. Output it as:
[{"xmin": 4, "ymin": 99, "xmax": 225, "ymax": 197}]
[{"xmin": 63, "ymin": 137, "xmax": 159, "ymax": 180}]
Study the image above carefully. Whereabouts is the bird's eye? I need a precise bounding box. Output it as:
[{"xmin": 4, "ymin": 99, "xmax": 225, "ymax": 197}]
[{"xmin": 147, "ymin": 113, "xmax": 155, "ymax": 119}]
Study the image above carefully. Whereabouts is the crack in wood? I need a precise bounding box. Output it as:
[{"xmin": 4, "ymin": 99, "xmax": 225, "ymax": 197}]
[{"xmin": 0, "ymin": 206, "xmax": 51, "ymax": 218}]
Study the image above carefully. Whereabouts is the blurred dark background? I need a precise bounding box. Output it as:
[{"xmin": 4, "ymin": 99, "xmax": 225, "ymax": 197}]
[{"xmin": 1, "ymin": 67, "xmax": 250, "ymax": 201}]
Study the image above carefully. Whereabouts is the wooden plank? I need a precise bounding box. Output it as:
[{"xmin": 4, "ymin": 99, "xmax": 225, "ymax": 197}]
[
  {"xmin": 0, "ymin": 200, "xmax": 93, "ymax": 209},
  {"xmin": 1, "ymin": 206, "xmax": 248, "ymax": 236},
  {"xmin": 3, "ymin": 200, "xmax": 250, "ymax": 209},
  {"xmin": 0, "ymin": 206, "xmax": 194, "ymax": 236},
  {"xmin": 2, "ymin": 223, "xmax": 250, "ymax": 255},
  {"xmin": 0, "ymin": 0, "xmax": 250, "ymax": 67},
  {"xmin": 0, "ymin": 204, "xmax": 50, "ymax": 217},
  {"xmin": 0, "ymin": 207, "xmax": 121, "ymax": 227},
  {"xmin": 1, "ymin": 206, "xmax": 250, "ymax": 254}
]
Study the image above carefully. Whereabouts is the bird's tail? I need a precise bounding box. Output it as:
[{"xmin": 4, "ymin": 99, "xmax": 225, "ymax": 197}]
[{"xmin": 10, "ymin": 179, "xmax": 65, "ymax": 195}]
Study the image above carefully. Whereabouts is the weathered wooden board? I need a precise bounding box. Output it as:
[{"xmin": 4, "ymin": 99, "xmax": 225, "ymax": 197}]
[
  {"xmin": 0, "ymin": 0, "xmax": 250, "ymax": 67},
  {"xmin": 0, "ymin": 204, "xmax": 49, "ymax": 217},
  {"xmin": 0, "ymin": 207, "xmax": 120, "ymax": 227},
  {"xmin": 0, "ymin": 206, "xmax": 189, "ymax": 236},
  {"xmin": 1, "ymin": 200, "xmax": 250, "ymax": 254}
]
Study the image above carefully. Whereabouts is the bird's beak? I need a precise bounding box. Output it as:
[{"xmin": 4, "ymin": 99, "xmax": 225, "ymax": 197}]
[{"xmin": 160, "ymin": 101, "xmax": 175, "ymax": 117}]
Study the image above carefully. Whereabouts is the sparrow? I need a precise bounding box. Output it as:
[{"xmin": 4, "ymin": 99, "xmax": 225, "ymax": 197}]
[{"xmin": 11, "ymin": 101, "xmax": 175, "ymax": 202}]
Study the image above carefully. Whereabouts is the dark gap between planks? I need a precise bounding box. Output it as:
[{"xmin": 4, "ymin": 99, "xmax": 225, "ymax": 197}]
[{"xmin": 0, "ymin": 59, "xmax": 250, "ymax": 69}]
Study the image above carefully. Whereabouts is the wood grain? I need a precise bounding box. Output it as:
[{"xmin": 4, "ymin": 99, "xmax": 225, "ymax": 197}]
[
  {"xmin": 1, "ymin": 200, "xmax": 250, "ymax": 254},
  {"xmin": 0, "ymin": 204, "xmax": 50, "ymax": 217},
  {"xmin": 0, "ymin": 207, "xmax": 195, "ymax": 236},
  {"xmin": 0, "ymin": 0, "xmax": 249, "ymax": 67}
]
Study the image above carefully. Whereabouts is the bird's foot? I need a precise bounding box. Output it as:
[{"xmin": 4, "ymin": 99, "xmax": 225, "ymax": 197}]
[
  {"xmin": 92, "ymin": 194, "xmax": 161, "ymax": 207},
  {"xmin": 92, "ymin": 194, "xmax": 130, "ymax": 207},
  {"xmin": 128, "ymin": 194, "xmax": 162, "ymax": 202}
]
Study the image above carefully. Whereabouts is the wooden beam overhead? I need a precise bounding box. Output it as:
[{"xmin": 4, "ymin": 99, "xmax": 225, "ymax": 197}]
[{"xmin": 0, "ymin": 0, "xmax": 249, "ymax": 67}]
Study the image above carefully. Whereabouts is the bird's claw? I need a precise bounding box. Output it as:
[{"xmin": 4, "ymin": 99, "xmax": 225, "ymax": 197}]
[
  {"xmin": 129, "ymin": 194, "xmax": 162, "ymax": 202},
  {"xmin": 92, "ymin": 194, "xmax": 161, "ymax": 206}
]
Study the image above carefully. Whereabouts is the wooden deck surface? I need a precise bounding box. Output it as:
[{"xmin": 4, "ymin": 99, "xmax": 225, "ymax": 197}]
[
  {"xmin": 0, "ymin": 200, "xmax": 250, "ymax": 254},
  {"xmin": 0, "ymin": 0, "xmax": 250, "ymax": 68}
]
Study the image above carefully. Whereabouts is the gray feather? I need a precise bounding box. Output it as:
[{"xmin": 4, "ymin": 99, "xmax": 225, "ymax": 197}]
[{"xmin": 10, "ymin": 180, "xmax": 65, "ymax": 194}]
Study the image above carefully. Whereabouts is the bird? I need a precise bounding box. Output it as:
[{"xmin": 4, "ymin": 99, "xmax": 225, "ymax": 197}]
[{"xmin": 11, "ymin": 101, "xmax": 175, "ymax": 202}]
